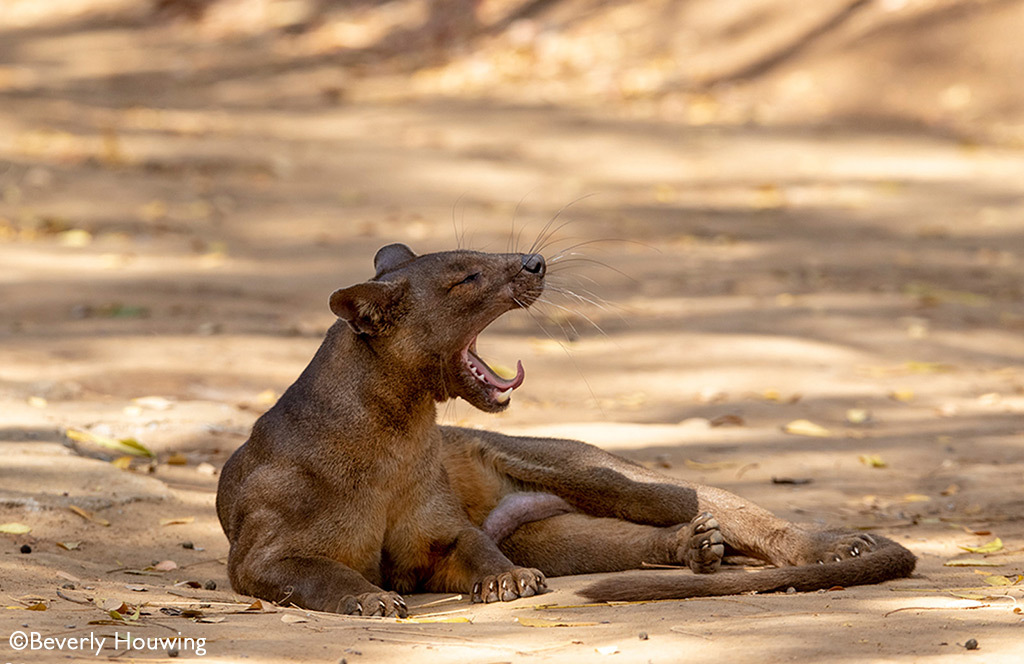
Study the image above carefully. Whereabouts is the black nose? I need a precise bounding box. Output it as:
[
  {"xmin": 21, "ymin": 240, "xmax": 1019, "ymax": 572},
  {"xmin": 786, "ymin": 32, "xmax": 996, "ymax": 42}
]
[{"xmin": 521, "ymin": 253, "xmax": 545, "ymax": 276}]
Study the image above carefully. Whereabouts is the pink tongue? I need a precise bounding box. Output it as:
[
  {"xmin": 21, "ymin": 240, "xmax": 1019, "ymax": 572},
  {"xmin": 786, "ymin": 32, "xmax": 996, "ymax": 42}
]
[{"xmin": 468, "ymin": 348, "xmax": 525, "ymax": 390}]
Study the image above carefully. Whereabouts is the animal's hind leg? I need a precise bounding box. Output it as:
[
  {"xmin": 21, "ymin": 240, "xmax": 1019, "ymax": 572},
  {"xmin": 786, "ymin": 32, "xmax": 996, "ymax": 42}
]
[
  {"xmin": 464, "ymin": 428, "xmax": 876, "ymax": 567},
  {"xmin": 496, "ymin": 512, "xmax": 724, "ymax": 577}
]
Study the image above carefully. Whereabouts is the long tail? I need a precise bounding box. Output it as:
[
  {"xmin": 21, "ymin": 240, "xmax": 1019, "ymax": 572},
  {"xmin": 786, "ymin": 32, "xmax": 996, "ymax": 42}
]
[{"xmin": 580, "ymin": 536, "xmax": 916, "ymax": 602}]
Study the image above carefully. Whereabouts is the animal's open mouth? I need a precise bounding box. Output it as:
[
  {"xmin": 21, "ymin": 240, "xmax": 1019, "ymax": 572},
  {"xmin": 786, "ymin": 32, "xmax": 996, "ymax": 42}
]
[{"xmin": 461, "ymin": 336, "xmax": 525, "ymax": 405}]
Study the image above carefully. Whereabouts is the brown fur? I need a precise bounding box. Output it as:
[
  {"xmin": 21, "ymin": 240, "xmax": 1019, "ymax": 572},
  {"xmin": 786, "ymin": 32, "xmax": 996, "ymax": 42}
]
[{"xmin": 216, "ymin": 243, "xmax": 915, "ymax": 616}]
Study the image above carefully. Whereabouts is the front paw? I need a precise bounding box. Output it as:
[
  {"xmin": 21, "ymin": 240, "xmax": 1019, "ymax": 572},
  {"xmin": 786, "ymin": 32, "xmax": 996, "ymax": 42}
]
[
  {"xmin": 472, "ymin": 567, "xmax": 547, "ymax": 603},
  {"xmin": 337, "ymin": 591, "xmax": 408, "ymax": 617}
]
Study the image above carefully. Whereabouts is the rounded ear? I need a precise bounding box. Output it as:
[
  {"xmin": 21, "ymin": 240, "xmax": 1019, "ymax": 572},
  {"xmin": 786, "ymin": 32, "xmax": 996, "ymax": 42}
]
[
  {"xmin": 329, "ymin": 279, "xmax": 408, "ymax": 336},
  {"xmin": 374, "ymin": 243, "xmax": 417, "ymax": 277}
]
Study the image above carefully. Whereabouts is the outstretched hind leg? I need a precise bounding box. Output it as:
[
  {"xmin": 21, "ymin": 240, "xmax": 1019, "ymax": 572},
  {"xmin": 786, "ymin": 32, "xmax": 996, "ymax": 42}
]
[{"xmin": 495, "ymin": 511, "xmax": 724, "ymax": 577}]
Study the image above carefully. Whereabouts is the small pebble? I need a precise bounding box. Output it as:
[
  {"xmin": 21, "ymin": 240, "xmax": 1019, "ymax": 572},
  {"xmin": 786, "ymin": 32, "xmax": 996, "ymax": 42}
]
[
  {"xmin": 638, "ymin": 632, "xmax": 649, "ymax": 640},
  {"xmin": 965, "ymin": 638, "xmax": 979, "ymax": 651},
  {"xmin": 786, "ymin": 586, "xmax": 797, "ymax": 594},
  {"xmin": 203, "ymin": 580, "xmax": 217, "ymax": 590},
  {"xmin": 181, "ymin": 541, "xmax": 195, "ymax": 550},
  {"xmin": 20, "ymin": 544, "xmax": 32, "ymax": 554},
  {"xmin": 168, "ymin": 648, "xmax": 179, "ymax": 657}
]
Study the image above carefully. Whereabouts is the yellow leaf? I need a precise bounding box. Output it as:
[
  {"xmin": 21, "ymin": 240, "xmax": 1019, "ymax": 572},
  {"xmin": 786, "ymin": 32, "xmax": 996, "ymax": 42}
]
[
  {"xmin": 901, "ymin": 494, "xmax": 931, "ymax": 503},
  {"xmin": 981, "ymin": 575, "xmax": 1012, "ymax": 587},
  {"xmin": 948, "ymin": 591, "xmax": 987, "ymax": 600},
  {"xmin": 782, "ymin": 419, "xmax": 831, "ymax": 437},
  {"xmin": 904, "ymin": 361, "xmax": 953, "ymax": 374},
  {"xmin": 517, "ymin": 616, "xmax": 598, "ymax": 628},
  {"xmin": 845, "ymin": 408, "xmax": 871, "ymax": 425},
  {"xmin": 66, "ymin": 428, "xmax": 153, "ymax": 458},
  {"xmin": 159, "ymin": 517, "xmax": 195, "ymax": 526},
  {"xmin": 111, "ymin": 456, "xmax": 133, "ymax": 470},
  {"xmin": 397, "ymin": 616, "xmax": 473, "ymax": 624},
  {"xmin": 68, "ymin": 505, "xmax": 110, "ymax": 527},
  {"xmin": 890, "ymin": 389, "xmax": 915, "ymax": 403},
  {"xmin": 859, "ymin": 454, "xmax": 887, "ymax": 468},
  {"xmin": 958, "ymin": 538, "xmax": 1004, "ymax": 554},
  {"xmin": 165, "ymin": 453, "xmax": 188, "ymax": 466},
  {"xmin": 58, "ymin": 229, "xmax": 92, "ymax": 247},
  {"xmin": 944, "ymin": 559, "xmax": 1003, "ymax": 567},
  {"xmin": 25, "ymin": 602, "xmax": 47, "ymax": 611},
  {"xmin": 0, "ymin": 522, "xmax": 31, "ymax": 534},
  {"xmin": 56, "ymin": 541, "xmax": 81, "ymax": 551}
]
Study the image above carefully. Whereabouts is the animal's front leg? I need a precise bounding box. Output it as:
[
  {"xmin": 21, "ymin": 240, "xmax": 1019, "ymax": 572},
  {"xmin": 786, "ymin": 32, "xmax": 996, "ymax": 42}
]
[
  {"xmin": 425, "ymin": 527, "xmax": 547, "ymax": 603},
  {"xmin": 230, "ymin": 551, "xmax": 408, "ymax": 617}
]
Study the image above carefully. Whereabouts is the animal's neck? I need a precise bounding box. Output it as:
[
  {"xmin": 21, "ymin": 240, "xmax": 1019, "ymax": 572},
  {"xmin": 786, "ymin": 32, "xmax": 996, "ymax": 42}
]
[{"xmin": 299, "ymin": 322, "xmax": 439, "ymax": 440}]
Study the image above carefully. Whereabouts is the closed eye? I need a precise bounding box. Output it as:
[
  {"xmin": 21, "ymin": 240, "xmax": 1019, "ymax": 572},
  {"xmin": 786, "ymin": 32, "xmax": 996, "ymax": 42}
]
[{"xmin": 449, "ymin": 272, "xmax": 481, "ymax": 291}]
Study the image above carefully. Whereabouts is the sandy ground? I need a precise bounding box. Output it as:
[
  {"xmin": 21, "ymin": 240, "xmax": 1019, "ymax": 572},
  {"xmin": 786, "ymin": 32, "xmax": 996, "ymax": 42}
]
[{"xmin": 2, "ymin": 3, "xmax": 1023, "ymax": 662}]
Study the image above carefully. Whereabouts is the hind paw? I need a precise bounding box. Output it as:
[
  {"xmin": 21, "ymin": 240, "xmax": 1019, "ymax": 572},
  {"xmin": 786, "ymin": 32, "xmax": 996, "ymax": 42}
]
[
  {"xmin": 809, "ymin": 532, "xmax": 878, "ymax": 565},
  {"xmin": 676, "ymin": 512, "xmax": 724, "ymax": 574}
]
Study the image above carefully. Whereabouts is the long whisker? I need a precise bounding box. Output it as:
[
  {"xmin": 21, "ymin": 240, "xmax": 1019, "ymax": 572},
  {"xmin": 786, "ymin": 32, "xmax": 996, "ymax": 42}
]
[
  {"xmin": 547, "ymin": 237, "xmax": 658, "ymax": 263},
  {"xmin": 513, "ymin": 295, "xmax": 606, "ymax": 414},
  {"xmin": 545, "ymin": 285, "xmax": 613, "ymax": 313},
  {"xmin": 547, "ymin": 257, "xmax": 638, "ymax": 283},
  {"xmin": 532, "ymin": 296, "xmax": 608, "ymax": 337},
  {"xmin": 527, "ymin": 193, "xmax": 599, "ymax": 256},
  {"xmin": 510, "ymin": 189, "xmax": 538, "ymax": 254},
  {"xmin": 451, "ymin": 194, "xmax": 466, "ymax": 250}
]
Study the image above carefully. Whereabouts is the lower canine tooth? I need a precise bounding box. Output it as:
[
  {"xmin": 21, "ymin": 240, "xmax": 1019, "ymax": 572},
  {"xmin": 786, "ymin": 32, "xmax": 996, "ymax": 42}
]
[{"xmin": 495, "ymin": 388, "xmax": 513, "ymax": 404}]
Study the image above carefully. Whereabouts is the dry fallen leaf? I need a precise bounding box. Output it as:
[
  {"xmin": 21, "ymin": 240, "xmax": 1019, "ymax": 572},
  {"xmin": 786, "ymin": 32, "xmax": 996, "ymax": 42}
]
[
  {"xmin": 111, "ymin": 456, "xmax": 133, "ymax": 470},
  {"xmin": 845, "ymin": 409, "xmax": 871, "ymax": 425},
  {"xmin": 0, "ymin": 522, "xmax": 31, "ymax": 534},
  {"xmin": 132, "ymin": 396, "xmax": 174, "ymax": 410},
  {"xmin": 68, "ymin": 505, "xmax": 110, "ymax": 527},
  {"xmin": 152, "ymin": 560, "xmax": 178, "ymax": 572},
  {"xmin": 516, "ymin": 617, "xmax": 598, "ymax": 628},
  {"xmin": 197, "ymin": 616, "xmax": 227, "ymax": 624},
  {"xmin": 25, "ymin": 602, "xmax": 47, "ymax": 611},
  {"xmin": 56, "ymin": 541, "xmax": 81, "ymax": 551},
  {"xmin": 66, "ymin": 428, "xmax": 154, "ymax": 458},
  {"xmin": 398, "ymin": 616, "xmax": 472, "ymax": 624},
  {"xmin": 981, "ymin": 574, "xmax": 1016, "ymax": 587},
  {"xmin": 944, "ymin": 559, "xmax": 1003, "ymax": 567},
  {"xmin": 595, "ymin": 645, "xmax": 621, "ymax": 655},
  {"xmin": 858, "ymin": 454, "xmax": 888, "ymax": 468},
  {"xmin": 782, "ymin": 419, "xmax": 831, "ymax": 437},
  {"xmin": 281, "ymin": 614, "xmax": 307, "ymax": 624},
  {"xmin": 890, "ymin": 389, "xmax": 915, "ymax": 403},
  {"xmin": 160, "ymin": 517, "xmax": 195, "ymax": 527},
  {"xmin": 958, "ymin": 538, "xmax": 1004, "ymax": 554},
  {"xmin": 165, "ymin": 453, "xmax": 188, "ymax": 466},
  {"xmin": 902, "ymin": 494, "xmax": 931, "ymax": 503}
]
